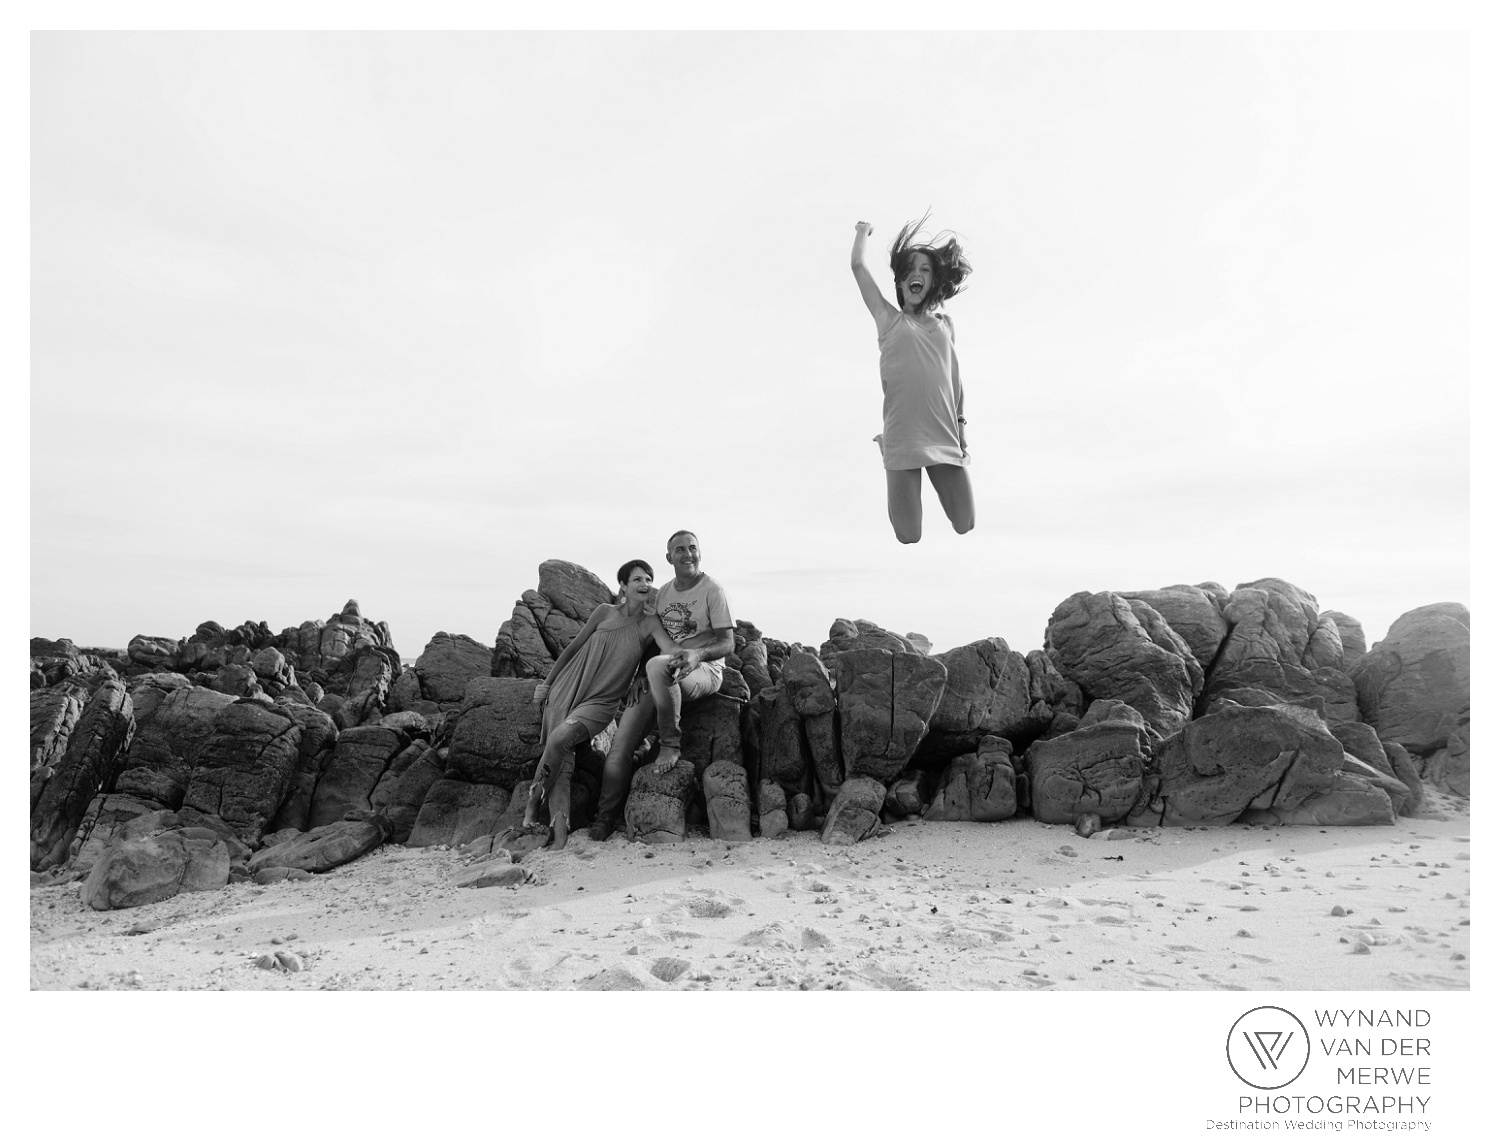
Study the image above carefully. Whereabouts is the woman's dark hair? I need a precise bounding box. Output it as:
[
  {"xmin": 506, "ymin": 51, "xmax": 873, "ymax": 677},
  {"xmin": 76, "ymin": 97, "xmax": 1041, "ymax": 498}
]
[
  {"xmin": 616, "ymin": 559, "xmax": 654, "ymax": 587},
  {"xmin": 889, "ymin": 211, "xmax": 972, "ymax": 316}
]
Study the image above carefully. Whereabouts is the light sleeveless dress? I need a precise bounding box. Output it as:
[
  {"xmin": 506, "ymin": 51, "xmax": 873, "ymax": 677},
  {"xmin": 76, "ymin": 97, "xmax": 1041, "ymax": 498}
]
[
  {"xmin": 876, "ymin": 312, "xmax": 968, "ymax": 470},
  {"xmin": 543, "ymin": 615, "xmax": 651, "ymax": 739}
]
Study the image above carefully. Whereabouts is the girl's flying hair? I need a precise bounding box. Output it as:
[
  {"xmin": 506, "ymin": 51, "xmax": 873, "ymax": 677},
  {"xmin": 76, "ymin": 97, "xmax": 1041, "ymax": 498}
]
[{"xmin": 889, "ymin": 211, "xmax": 972, "ymax": 316}]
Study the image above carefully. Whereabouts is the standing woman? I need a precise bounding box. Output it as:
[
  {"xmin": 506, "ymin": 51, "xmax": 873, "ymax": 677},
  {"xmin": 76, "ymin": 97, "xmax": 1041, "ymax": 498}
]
[
  {"xmin": 527, "ymin": 560, "xmax": 679, "ymax": 849},
  {"xmin": 850, "ymin": 214, "xmax": 975, "ymax": 543}
]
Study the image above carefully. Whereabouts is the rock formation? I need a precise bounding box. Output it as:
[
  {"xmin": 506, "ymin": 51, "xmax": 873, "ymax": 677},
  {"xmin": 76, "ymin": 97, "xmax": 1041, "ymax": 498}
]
[{"xmin": 26, "ymin": 570, "xmax": 1470, "ymax": 907}]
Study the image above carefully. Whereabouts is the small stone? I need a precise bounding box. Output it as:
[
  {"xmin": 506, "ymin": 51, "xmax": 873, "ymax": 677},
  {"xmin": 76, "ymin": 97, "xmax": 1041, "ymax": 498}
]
[
  {"xmin": 1351, "ymin": 942, "xmax": 1370, "ymax": 955},
  {"xmin": 651, "ymin": 957, "xmax": 690, "ymax": 982},
  {"xmin": 275, "ymin": 950, "xmax": 303, "ymax": 973},
  {"xmin": 1331, "ymin": 905, "xmax": 1349, "ymax": 917},
  {"xmin": 255, "ymin": 954, "xmax": 278, "ymax": 970}
]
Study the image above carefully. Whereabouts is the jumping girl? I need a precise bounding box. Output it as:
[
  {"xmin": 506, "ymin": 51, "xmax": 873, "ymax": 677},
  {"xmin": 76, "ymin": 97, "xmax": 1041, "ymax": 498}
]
[
  {"xmin": 526, "ymin": 559, "xmax": 680, "ymax": 849},
  {"xmin": 850, "ymin": 215, "xmax": 975, "ymax": 543}
]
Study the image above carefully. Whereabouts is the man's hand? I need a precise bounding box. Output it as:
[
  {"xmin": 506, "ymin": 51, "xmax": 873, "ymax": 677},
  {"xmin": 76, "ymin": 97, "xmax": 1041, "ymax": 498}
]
[
  {"xmin": 854, "ymin": 220, "xmax": 873, "ymax": 238},
  {"xmin": 670, "ymin": 647, "xmax": 704, "ymax": 674},
  {"xmin": 533, "ymin": 682, "xmax": 551, "ymax": 704}
]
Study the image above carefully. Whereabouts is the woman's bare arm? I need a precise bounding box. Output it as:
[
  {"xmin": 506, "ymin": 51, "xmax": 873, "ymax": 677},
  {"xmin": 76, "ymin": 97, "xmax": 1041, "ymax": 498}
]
[
  {"xmin": 535, "ymin": 604, "xmax": 611, "ymax": 700},
  {"xmin": 642, "ymin": 614, "xmax": 680, "ymax": 657}
]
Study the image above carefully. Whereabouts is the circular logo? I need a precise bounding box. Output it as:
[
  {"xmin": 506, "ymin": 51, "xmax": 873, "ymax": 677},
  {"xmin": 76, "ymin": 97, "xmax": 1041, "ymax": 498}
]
[{"xmin": 1226, "ymin": 1006, "xmax": 1311, "ymax": 1089}]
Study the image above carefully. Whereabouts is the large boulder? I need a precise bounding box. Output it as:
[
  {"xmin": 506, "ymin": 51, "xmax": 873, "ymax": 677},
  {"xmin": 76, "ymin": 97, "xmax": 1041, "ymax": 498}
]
[
  {"xmin": 1026, "ymin": 649, "xmax": 1084, "ymax": 722},
  {"xmin": 1421, "ymin": 717, "xmax": 1470, "ymax": 798},
  {"xmin": 753, "ymin": 685, "xmax": 810, "ymax": 789},
  {"xmin": 1201, "ymin": 580, "xmax": 1359, "ymax": 720},
  {"xmin": 1133, "ymin": 703, "xmax": 1383, "ymax": 827},
  {"xmin": 624, "ymin": 761, "xmax": 698, "ymax": 845},
  {"xmin": 883, "ymin": 768, "xmax": 935, "ymax": 820},
  {"xmin": 31, "ymin": 638, "xmax": 121, "ymax": 691},
  {"xmin": 922, "ymin": 737, "xmax": 1017, "ymax": 823},
  {"xmin": 1026, "ymin": 702, "xmax": 1152, "ymax": 825},
  {"xmin": 781, "ymin": 651, "xmax": 840, "ymax": 797},
  {"xmin": 370, "ymin": 745, "xmax": 447, "ymax": 843},
  {"xmin": 757, "ymin": 781, "xmax": 788, "ymax": 838},
  {"xmin": 247, "ymin": 817, "xmax": 392, "ymax": 875},
  {"xmin": 30, "ymin": 684, "xmax": 88, "ymax": 812},
  {"xmin": 276, "ymin": 600, "xmax": 394, "ymax": 679},
  {"xmin": 820, "ymin": 776, "xmax": 886, "ymax": 846},
  {"xmin": 703, "ymin": 759, "xmax": 752, "ymax": 841},
  {"xmin": 916, "ymin": 637, "xmax": 1042, "ymax": 765},
  {"xmin": 180, "ymin": 700, "xmax": 303, "ymax": 846},
  {"xmin": 733, "ymin": 632, "xmax": 773, "ymax": 697},
  {"xmin": 819, "ymin": 618, "xmax": 916, "ymax": 661},
  {"xmin": 407, "ymin": 778, "xmax": 516, "ymax": 848},
  {"xmin": 680, "ymin": 694, "xmax": 743, "ymax": 779},
  {"xmin": 538, "ymin": 559, "xmax": 614, "ymax": 620},
  {"xmin": 407, "ymin": 632, "xmax": 492, "ymax": 709},
  {"xmin": 1349, "ymin": 603, "xmax": 1469, "ymax": 758},
  {"xmin": 832, "ymin": 649, "xmax": 947, "ymax": 783},
  {"xmin": 1323, "ymin": 611, "xmax": 1366, "ymax": 671},
  {"xmin": 491, "ymin": 596, "xmax": 555, "ymax": 679},
  {"xmin": 1117, "ymin": 584, "xmax": 1228, "ymax": 672},
  {"xmin": 113, "ymin": 681, "xmax": 236, "ymax": 809},
  {"xmin": 326, "ymin": 644, "xmax": 397, "ymax": 726},
  {"xmin": 445, "ymin": 677, "xmax": 545, "ymax": 788},
  {"xmin": 305, "ymin": 725, "xmax": 410, "ymax": 829},
  {"xmin": 127, "ymin": 635, "xmax": 182, "ymax": 672},
  {"xmin": 30, "ymin": 678, "xmax": 135, "ymax": 871},
  {"xmin": 249, "ymin": 646, "xmax": 298, "ymax": 695},
  {"xmin": 1044, "ymin": 591, "xmax": 1199, "ymax": 736},
  {"xmin": 265, "ymin": 702, "xmax": 341, "ymax": 832},
  {"xmin": 1242, "ymin": 771, "xmax": 1397, "ymax": 827},
  {"xmin": 79, "ymin": 829, "xmax": 230, "ymax": 910}
]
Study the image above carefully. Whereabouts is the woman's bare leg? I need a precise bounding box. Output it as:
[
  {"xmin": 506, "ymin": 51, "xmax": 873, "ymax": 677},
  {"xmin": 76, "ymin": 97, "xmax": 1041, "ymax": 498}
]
[
  {"xmin": 530, "ymin": 720, "xmax": 590, "ymax": 842},
  {"xmin": 927, "ymin": 464, "xmax": 975, "ymax": 534},
  {"xmin": 885, "ymin": 468, "xmax": 924, "ymax": 544}
]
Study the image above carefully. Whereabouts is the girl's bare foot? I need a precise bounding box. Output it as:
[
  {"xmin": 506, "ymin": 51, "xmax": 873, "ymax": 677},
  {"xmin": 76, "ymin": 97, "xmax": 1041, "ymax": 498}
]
[
  {"xmin": 549, "ymin": 812, "xmax": 570, "ymax": 850},
  {"xmin": 652, "ymin": 745, "xmax": 681, "ymax": 775}
]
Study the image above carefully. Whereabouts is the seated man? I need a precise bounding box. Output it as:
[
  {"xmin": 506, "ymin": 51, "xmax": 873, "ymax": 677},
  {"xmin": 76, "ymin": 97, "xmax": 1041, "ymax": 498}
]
[{"xmin": 589, "ymin": 529, "xmax": 734, "ymax": 841}]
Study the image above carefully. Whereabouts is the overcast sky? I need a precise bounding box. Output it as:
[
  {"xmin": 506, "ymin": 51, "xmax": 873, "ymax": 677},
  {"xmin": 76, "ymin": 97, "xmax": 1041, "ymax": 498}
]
[{"xmin": 30, "ymin": 30, "xmax": 1469, "ymax": 657}]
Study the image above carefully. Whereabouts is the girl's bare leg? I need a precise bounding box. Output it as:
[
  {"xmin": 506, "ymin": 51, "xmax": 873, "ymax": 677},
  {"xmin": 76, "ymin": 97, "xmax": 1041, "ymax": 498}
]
[
  {"xmin": 885, "ymin": 468, "xmax": 924, "ymax": 544},
  {"xmin": 927, "ymin": 464, "xmax": 975, "ymax": 534}
]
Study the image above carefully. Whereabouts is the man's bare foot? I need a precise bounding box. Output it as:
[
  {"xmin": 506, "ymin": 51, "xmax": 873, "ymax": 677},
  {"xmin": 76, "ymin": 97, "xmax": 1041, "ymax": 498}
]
[
  {"xmin": 652, "ymin": 744, "xmax": 681, "ymax": 775},
  {"xmin": 549, "ymin": 813, "xmax": 570, "ymax": 850}
]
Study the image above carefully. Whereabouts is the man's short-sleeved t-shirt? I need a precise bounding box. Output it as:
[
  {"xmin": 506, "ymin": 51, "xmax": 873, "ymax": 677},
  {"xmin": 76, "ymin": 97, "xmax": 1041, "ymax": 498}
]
[{"xmin": 653, "ymin": 573, "xmax": 734, "ymax": 679}]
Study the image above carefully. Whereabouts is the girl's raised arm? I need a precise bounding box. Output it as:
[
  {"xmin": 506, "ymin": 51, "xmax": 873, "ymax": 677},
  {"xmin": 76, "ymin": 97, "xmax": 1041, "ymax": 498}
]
[{"xmin": 851, "ymin": 221, "xmax": 898, "ymax": 331}]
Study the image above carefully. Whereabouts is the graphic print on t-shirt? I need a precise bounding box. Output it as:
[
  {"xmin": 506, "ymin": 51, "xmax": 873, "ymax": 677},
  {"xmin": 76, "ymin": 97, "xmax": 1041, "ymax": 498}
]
[{"xmin": 657, "ymin": 602, "xmax": 698, "ymax": 643}]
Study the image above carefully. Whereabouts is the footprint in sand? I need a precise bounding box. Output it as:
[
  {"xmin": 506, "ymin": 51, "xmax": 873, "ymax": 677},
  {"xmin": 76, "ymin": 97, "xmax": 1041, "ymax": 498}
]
[
  {"xmin": 740, "ymin": 923, "xmax": 797, "ymax": 951},
  {"xmin": 577, "ymin": 966, "xmax": 649, "ymax": 990},
  {"xmin": 801, "ymin": 927, "xmax": 833, "ymax": 950}
]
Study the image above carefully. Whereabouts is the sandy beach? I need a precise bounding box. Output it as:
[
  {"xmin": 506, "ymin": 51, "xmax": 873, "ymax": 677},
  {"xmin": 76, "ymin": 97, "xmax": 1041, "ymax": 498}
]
[{"xmin": 29, "ymin": 789, "xmax": 1470, "ymax": 993}]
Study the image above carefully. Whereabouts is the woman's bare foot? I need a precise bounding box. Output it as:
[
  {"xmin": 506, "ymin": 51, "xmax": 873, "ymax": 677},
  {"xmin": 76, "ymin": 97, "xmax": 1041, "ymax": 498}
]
[
  {"xmin": 549, "ymin": 812, "xmax": 570, "ymax": 850},
  {"xmin": 521, "ymin": 776, "xmax": 546, "ymax": 828},
  {"xmin": 652, "ymin": 744, "xmax": 681, "ymax": 775}
]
